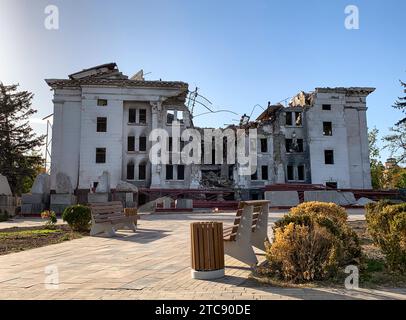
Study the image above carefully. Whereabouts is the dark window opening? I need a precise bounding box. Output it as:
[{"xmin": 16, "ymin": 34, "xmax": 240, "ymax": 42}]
[
  {"xmin": 168, "ymin": 137, "xmax": 173, "ymax": 152},
  {"xmin": 324, "ymin": 150, "xmax": 334, "ymax": 164},
  {"xmin": 323, "ymin": 122, "xmax": 333, "ymax": 136},
  {"xmin": 322, "ymin": 104, "xmax": 331, "ymax": 111},
  {"xmin": 261, "ymin": 166, "xmax": 269, "ymax": 180},
  {"xmin": 129, "ymin": 109, "xmax": 136, "ymax": 123},
  {"xmin": 297, "ymin": 139, "xmax": 304, "ymax": 152},
  {"xmin": 326, "ymin": 182, "xmax": 338, "ymax": 189},
  {"xmin": 127, "ymin": 136, "xmax": 135, "ymax": 152},
  {"xmin": 139, "ymin": 109, "xmax": 146, "ymax": 124},
  {"xmin": 260, "ymin": 138, "xmax": 268, "ymax": 153},
  {"xmin": 287, "ymin": 165, "xmax": 294, "ymax": 181},
  {"xmin": 167, "ymin": 110, "xmax": 175, "ymax": 124},
  {"xmin": 127, "ymin": 163, "xmax": 135, "ymax": 180},
  {"xmin": 285, "ymin": 112, "xmax": 293, "ymax": 126},
  {"xmin": 96, "ymin": 117, "xmax": 107, "ymax": 132},
  {"xmin": 295, "ymin": 112, "xmax": 302, "ymax": 126},
  {"xmin": 286, "ymin": 139, "xmax": 293, "ymax": 153},
  {"xmin": 298, "ymin": 165, "xmax": 305, "ymax": 181},
  {"xmin": 228, "ymin": 165, "xmax": 234, "ymax": 180},
  {"xmin": 96, "ymin": 148, "xmax": 106, "ymax": 163},
  {"xmin": 166, "ymin": 165, "xmax": 173, "ymax": 180},
  {"xmin": 139, "ymin": 164, "xmax": 146, "ymax": 180},
  {"xmin": 97, "ymin": 99, "xmax": 107, "ymax": 106},
  {"xmin": 139, "ymin": 136, "xmax": 147, "ymax": 152},
  {"xmin": 251, "ymin": 170, "xmax": 258, "ymax": 181},
  {"xmin": 177, "ymin": 165, "xmax": 185, "ymax": 180}
]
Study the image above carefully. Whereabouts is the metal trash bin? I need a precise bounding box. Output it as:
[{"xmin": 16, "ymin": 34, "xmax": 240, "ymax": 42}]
[{"xmin": 190, "ymin": 222, "xmax": 225, "ymax": 280}]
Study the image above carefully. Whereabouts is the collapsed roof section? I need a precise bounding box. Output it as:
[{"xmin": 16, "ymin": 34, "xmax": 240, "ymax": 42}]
[{"xmin": 45, "ymin": 63, "xmax": 189, "ymax": 92}]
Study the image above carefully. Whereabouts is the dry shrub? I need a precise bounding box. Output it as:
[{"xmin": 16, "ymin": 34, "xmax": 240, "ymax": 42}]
[
  {"xmin": 265, "ymin": 201, "xmax": 361, "ymax": 283},
  {"xmin": 366, "ymin": 201, "xmax": 406, "ymax": 273}
]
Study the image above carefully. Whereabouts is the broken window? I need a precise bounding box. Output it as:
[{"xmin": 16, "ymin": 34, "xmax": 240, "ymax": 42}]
[
  {"xmin": 127, "ymin": 162, "xmax": 135, "ymax": 180},
  {"xmin": 96, "ymin": 148, "xmax": 106, "ymax": 163},
  {"xmin": 96, "ymin": 117, "xmax": 107, "ymax": 132},
  {"xmin": 251, "ymin": 170, "xmax": 258, "ymax": 181},
  {"xmin": 287, "ymin": 165, "xmax": 294, "ymax": 181},
  {"xmin": 326, "ymin": 181, "xmax": 338, "ymax": 189},
  {"xmin": 324, "ymin": 150, "xmax": 334, "ymax": 164},
  {"xmin": 177, "ymin": 165, "xmax": 185, "ymax": 180},
  {"xmin": 285, "ymin": 139, "xmax": 293, "ymax": 153},
  {"xmin": 285, "ymin": 112, "xmax": 293, "ymax": 126},
  {"xmin": 260, "ymin": 138, "xmax": 268, "ymax": 153},
  {"xmin": 139, "ymin": 164, "xmax": 146, "ymax": 180},
  {"xmin": 139, "ymin": 109, "xmax": 147, "ymax": 124},
  {"xmin": 322, "ymin": 104, "xmax": 331, "ymax": 111},
  {"xmin": 261, "ymin": 166, "xmax": 268, "ymax": 180},
  {"xmin": 139, "ymin": 136, "xmax": 147, "ymax": 152},
  {"xmin": 298, "ymin": 165, "xmax": 305, "ymax": 181},
  {"xmin": 323, "ymin": 122, "xmax": 332, "ymax": 136},
  {"xmin": 295, "ymin": 112, "xmax": 302, "ymax": 126},
  {"xmin": 167, "ymin": 110, "xmax": 175, "ymax": 124},
  {"xmin": 127, "ymin": 136, "xmax": 135, "ymax": 152},
  {"xmin": 129, "ymin": 109, "xmax": 136, "ymax": 123},
  {"xmin": 166, "ymin": 165, "xmax": 173, "ymax": 180},
  {"xmin": 97, "ymin": 99, "xmax": 108, "ymax": 107}
]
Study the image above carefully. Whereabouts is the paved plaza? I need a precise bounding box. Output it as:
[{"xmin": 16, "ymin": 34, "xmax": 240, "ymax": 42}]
[{"xmin": 0, "ymin": 209, "xmax": 405, "ymax": 300}]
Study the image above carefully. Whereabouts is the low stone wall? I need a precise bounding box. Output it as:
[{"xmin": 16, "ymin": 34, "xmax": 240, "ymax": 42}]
[
  {"xmin": 264, "ymin": 191, "xmax": 300, "ymax": 207},
  {"xmin": 304, "ymin": 190, "xmax": 356, "ymax": 205}
]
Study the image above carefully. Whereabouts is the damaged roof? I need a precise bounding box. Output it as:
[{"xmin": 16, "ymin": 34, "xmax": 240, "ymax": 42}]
[{"xmin": 45, "ymin": 63, "xmax": 189, "ymax": 91}]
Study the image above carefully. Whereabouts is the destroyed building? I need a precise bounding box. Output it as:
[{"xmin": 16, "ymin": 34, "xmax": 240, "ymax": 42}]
[{"xmin": 45, "ymin": 63, "xmax": 374, "ymax": 205}]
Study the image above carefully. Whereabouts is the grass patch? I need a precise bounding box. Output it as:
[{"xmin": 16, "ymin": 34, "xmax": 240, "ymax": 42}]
[{"xmin": 0, "ymin": 225, "xmax": 87, "ymax": 255}]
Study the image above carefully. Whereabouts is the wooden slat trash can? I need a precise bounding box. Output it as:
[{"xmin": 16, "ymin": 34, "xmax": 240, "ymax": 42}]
[{"xmin": 190, "ymin": 222, "xmax": 225, "ymax": 280}]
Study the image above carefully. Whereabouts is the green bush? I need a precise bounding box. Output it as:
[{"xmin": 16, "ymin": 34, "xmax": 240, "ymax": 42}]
[
  {"xmin": 62, "ymin": 205, "xmax": 91, "ymax": 232},
  {"xmin": 366, "ymin": 201, "xmax": 406, "ymax": 273},
  {"xmin": 0, "ymin": 210, "xmax": 9, "ymax": 222},
  {"xmin": 265, "ymin": 202, "xmax": 361, "ymax": 283}
]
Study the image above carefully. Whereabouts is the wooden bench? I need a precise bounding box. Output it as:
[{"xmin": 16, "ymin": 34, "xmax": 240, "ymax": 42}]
[
  {"xmin": 89, "ymin": 201, "xmax": 139, "ymax": 237},
  {"xmin": 223, "ymin": 200, "xmax": 270, "ymax": 265}
]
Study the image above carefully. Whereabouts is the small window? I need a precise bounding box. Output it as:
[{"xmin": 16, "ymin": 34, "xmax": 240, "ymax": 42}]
[
  {"xmin": 260, "ymin": 138, "xmax": 268, "ymax": 153},
  {"xmin": 139, "ymin": 164, "xmax": 146, "ymax": 180},
  {"xmin": 97, "ymin": 99, "xmax": 107, "ymax": 106},
  {"xmin": 139, "ymin": 109, "xmax": 146, "ymax": 124},
  {"xmin": 139, "ymin": 136, "xmax": 147, "ymax": 152},
  {"xmin": 326, "ymin": 182, "xmax": 338, "ymax": 189},
  {"xmin": 177, "ymin": 165, "xmax": 185, "ymax": 180},
  {"xmin": 168, "ymin": 137, "xmax": 173, "ymax": 152},
  {"xmin": 167, "ymin": 110, "xmax": 175, "ymax": 124},
  {"xmin": 295, "ymin": 112, "xmax": 302, "ymax": 126},
  {"xmin": 129, "ymin": 109, "xmax": 136, "ymax": 123},
  {"xmin": 324, "ymin": 150, "xmax": 334, "ymax": 164},
  {"xmin": 128, "ymin": 136, "xmax": 135, "ymax": 152},
  {"xmin": 287, "ymin": 165, "xmax": 294, "ymax": 181},
  {"xmin": 96, "ymin": 148, "xmax": 106, "ymax": 163},
  {"xmin": 96, "ymin": 117, "xmax": 107, "ymax": 132},
  {"xmin": 178, "ymin": 111, "xmax": 184, "ymax": 124},
  {"xmin": 228, "ymin": 165, "xmax": 234, "ymax": 180},
  {"xmin": 166, "ymin": 165, "xmax": 173, "ymax": 180},
  {"xmin": 261, "ymin": 166, "xmax": 268, "ymax": 180},
  {"xmin": 297, "ymin": 139, "xmax": 304, "ymax": 152},
  {"xmin": 251, "ymin": 170, "xmax": 258, "ymax": 181},
  {"xmin": 323, "ymin": 122, "xmax": 333, "ymax": 136},
  {"xmin": 298, "ymin": 165, "xmax": 305, "ymax": 181},
  {"xmin": 127, "ymin": 162, "xmax": 135, "ymax": 180},
  {"xmin": 285, "ymin": 112, "xmax": 293, "ymax": 126},
  {"xmin": 285, "ymin": 139, "xmax": 293, "ymax": 153},
  {"xmin": 322, "ymin": 104, "xmax": 331, "ymax": 111}
]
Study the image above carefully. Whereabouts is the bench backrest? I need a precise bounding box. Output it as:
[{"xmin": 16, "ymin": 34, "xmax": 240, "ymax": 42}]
[
  {"xmin": 229, "ymin": 200, "xmax": 269, "ymax": 241},
  {"xmin": 90, "ymin": 201, "xmax": 124, "ymax": 223}
]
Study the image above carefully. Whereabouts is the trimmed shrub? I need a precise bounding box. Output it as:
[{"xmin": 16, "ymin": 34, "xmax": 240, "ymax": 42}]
[
  {"xmin": 366, "ymin": 201, "xmax": 406, "ymax": 273},
  {"xmin": 265, "ymin": 202, "xmax": 361, "ymax": 283},
  {"xmin": 62, "ymin": 205, "xmax": 91, "ymax": 232}
]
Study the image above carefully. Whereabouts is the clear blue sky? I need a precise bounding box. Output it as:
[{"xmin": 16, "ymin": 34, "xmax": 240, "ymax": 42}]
[{"xmin": 0, "ymin": 0, "xmax": 405, "ymax": 161}]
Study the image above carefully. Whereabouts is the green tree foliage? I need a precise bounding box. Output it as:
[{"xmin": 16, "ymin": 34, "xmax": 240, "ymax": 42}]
[
  {"xmin": 368, "ymin": 127, "xmax": 385, "ymax": 189},
  {"xmin": 0, "ymin": 83, "xmax": 45, "ymax": 195},
  {"xmin": 393, "ymin": 81, "xmax": 406, "ymax": 125}
]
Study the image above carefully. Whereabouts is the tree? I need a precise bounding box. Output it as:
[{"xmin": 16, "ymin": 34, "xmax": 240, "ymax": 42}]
[
  {"xmin": 0, "ymin": 83, "xmax": 45, "ymax": 195},
  {"xmin": 383, "ymin": 79, "xmax": 406, "ymax": 165},
  {"xmin": 368, "ymin": 127, "xmax": 385, "ymax": 189},
  {"xmin": 393, "ymin": 80, "xmax": 406, "ymax": 125}
]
